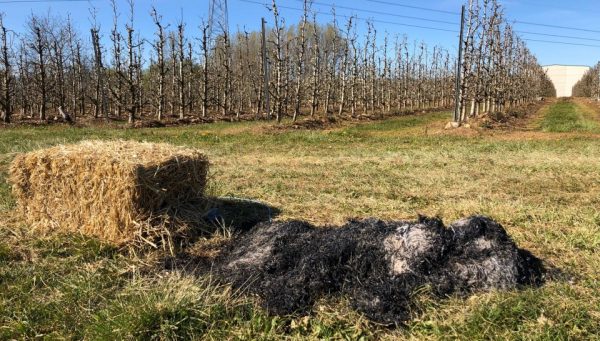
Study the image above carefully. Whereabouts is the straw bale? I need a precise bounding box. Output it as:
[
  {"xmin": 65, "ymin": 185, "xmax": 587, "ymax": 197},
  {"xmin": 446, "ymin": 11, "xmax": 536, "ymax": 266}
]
[{"xmin": 8, "ymin": 140, "xmax": 209, "ymax": 245}]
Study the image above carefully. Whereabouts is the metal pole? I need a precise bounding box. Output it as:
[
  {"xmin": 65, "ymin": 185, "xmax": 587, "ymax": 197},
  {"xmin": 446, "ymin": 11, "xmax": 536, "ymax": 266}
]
[
  {"xmin": 597, "ymin": 62, "xmax": 600, "ymax": 101},
  {"xmin": 261, "ymin": 17, "xmax": 271, "ymax": 119},
  {"xmin": 453, "ymin": 5, "xmax": 465, "ymax": 123}
]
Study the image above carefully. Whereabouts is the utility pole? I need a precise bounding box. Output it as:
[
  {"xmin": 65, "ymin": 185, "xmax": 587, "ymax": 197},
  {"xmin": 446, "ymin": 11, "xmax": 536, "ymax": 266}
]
[
  {"xmin": 597, "ymin": 62, "xmax": 600, "ymax": 101},
  {"xmin": 0, "ymin": 17, "xmax": 11, "ymax": 123},
  {"xmin": 453, "ymin": 5, "xmax": 466, "ymax": 123},
  {"xmin": 261, "ymin": 17, "xmax": 271, "ymax": 119},
  {"xmin": 208, "ymin": 0, "xmax": 229, "ymax": 50}
]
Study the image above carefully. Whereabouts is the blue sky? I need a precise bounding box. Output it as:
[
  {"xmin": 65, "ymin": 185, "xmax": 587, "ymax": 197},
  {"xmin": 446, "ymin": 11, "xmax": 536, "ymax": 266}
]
[{"xmin": 1, "ymin": 0, "xmax": 599, "ymax": 66}]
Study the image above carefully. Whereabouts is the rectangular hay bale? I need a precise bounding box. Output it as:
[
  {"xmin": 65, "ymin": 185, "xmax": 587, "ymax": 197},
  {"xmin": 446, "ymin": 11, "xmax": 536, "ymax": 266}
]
[{"xmin": 8, "ymin": 140, "xmax": 209, "ymax": 244}]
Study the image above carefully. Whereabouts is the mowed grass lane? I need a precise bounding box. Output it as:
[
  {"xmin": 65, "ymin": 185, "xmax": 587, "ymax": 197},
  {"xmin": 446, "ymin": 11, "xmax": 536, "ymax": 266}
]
[
  {"xmin": 0, "ymin": 106, "xmax": 599, "ymax": 339},
  {"xmin": 540, "ymin": 98, "xmax": 600, "ymax": 133}
]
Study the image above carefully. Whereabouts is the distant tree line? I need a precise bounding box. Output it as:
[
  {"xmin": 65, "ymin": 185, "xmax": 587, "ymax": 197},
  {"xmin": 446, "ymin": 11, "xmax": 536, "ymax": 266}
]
[
  {"xmin": 572, "ymin": 63, "xmax": 600, "ymax": 99},
  {"xmin": 0, "ymin": 0, "xmax": 554, "ymax": 125},
  {"xmin": 455, "ymin": 0, "xmax": 555, "ymax": 123}
]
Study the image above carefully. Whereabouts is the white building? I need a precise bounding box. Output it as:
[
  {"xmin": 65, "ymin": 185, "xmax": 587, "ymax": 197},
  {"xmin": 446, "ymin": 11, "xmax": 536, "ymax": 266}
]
[{"xmin": 542, "ymin": 65, "xmax": 590, "ymax": 97}]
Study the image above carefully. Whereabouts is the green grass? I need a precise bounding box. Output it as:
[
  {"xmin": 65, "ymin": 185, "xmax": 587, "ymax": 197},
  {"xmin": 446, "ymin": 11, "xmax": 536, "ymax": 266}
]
[
  {"xmin": 1, "ymin": 102, "xmax": 600, "ymax": 339},
  {"xmin": 540, "ymin": 99, "xmax": 600, "ymax": 133}
]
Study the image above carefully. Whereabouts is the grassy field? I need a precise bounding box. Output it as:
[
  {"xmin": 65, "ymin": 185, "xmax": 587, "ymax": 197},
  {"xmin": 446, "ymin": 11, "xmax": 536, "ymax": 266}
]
[
  {"xmin": 1, "ymin": 98, "xmax": 599, "ymax": 339},
  {"xmin": 540, "ymin": 98, "xmax": 600, "ymax": 133}
]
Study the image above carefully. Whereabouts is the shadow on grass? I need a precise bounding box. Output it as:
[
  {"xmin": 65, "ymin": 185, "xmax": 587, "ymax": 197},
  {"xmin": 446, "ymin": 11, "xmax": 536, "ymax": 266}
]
[
  {"xmin": 201, "ymin": 196, "xmax": 281, "ymax": 233},
  {"xmin": 167, "ymin": 196, "xmax": 281, "ymax": 271}
]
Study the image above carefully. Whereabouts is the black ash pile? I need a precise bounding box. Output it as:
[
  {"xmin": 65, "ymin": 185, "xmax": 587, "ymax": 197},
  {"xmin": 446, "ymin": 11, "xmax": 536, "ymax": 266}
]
[{"xmin": 215, "ymin": 215, "xmax": 544, "ymax": 325}]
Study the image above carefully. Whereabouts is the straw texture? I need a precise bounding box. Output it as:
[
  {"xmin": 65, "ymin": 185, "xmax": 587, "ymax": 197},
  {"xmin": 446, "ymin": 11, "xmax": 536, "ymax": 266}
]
[{"xmin": 8, "ymin": 140, "xmax": 209, "ymax": 245}]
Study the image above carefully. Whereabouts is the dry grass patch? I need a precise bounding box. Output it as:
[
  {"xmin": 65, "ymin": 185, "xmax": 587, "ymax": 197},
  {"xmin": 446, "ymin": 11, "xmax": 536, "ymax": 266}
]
[{"xmin": 1, "ymin": 107, "xmax": 600, "ymax": 339}]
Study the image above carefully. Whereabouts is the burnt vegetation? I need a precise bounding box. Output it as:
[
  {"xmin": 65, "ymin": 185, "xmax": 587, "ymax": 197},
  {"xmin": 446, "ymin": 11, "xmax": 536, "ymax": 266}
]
[{"xmin": 215, "ymin": 215, "xmax": 545, "ymax": 325}]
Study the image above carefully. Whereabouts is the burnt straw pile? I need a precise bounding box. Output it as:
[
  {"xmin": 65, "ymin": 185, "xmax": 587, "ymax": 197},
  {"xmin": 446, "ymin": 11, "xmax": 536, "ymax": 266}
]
[{"xmin": 216, "ymin": 215, "xmax": 544, "ymax": 325}]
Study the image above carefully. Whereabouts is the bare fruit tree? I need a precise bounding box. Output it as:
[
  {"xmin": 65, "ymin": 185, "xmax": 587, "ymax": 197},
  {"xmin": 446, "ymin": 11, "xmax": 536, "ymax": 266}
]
[
  {"xmin": 0, "ymin": 0, "xmax": 553, "ymax": 125},
  {"xmin": 455, "ymin": 0, "xmax": 554, "ymax": 124},
  {"xmin": 573, "ymin": 63, "xmax": 600, "ymax": 100},
  {"xmin": 0, "ymin": 13, "xmax": 13, "ymax": 123}
]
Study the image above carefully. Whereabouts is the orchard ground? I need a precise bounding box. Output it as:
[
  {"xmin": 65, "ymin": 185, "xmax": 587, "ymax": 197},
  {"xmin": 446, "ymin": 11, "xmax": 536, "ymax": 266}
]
[{"xmin": 0, "ymin": 98, "xmax": 599, "ymax": 339}]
